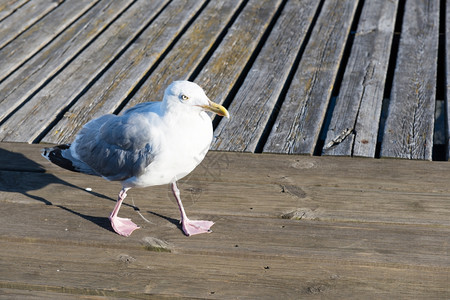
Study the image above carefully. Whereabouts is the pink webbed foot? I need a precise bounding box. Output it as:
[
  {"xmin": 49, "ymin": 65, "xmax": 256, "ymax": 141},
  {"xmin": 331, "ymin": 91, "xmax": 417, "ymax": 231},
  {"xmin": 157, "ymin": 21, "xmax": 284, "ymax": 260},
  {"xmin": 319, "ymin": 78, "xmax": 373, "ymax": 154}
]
[
  {"xmin": 181, "ymin": 218, "xmax": 214, "ymax": 236},
  {"xmin": 110, "ymin": 216, "xmax": 140, "ymax": 237}
]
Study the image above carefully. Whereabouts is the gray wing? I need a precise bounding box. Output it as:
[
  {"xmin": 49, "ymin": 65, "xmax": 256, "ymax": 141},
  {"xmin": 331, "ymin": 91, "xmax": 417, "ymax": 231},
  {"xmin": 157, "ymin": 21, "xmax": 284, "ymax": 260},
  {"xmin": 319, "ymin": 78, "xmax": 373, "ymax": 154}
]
[{"xmin": 72, "ymin": 106, "xmax": 158, "ymax": 181}]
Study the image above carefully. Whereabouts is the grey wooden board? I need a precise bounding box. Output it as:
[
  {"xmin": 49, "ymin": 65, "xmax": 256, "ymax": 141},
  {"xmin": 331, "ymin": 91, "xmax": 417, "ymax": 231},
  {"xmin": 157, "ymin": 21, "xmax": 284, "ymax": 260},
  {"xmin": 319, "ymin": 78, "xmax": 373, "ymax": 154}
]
[
  {"xmin": 263, "ymin": 0, "xmax": 359, "ymax": 155},
  {"xmin": 0, "ymin": 0, "xmax": 170, "ymax": 143},
  {"xmin": 193, "ymin": 0, "xmax": 283, "ymax": 107},
  {"xmin": 0, "ymin": 0, "xmax": 445, "ymax": 162},
  {"xmin": 322, "ymin": 0, "xmax": 398, "ymax": 157},
  {"xmin": 0, "ymin": 0, "xmax": 28, "ymax": 22},
  {"xmin": 0, "ymin": 0, "xmax": 99, "ymax": 83},
  {"xmin": 41, "ymin": 0, "xmax": 207, "ymax": 144},
  {"xmin": 211, "ymin": 0, "xmax": 321, "ymax": 152},
  {"xmin": 0, "ymin": 142, "xmax": 449, "ymax": 298},
  {"xmin": 0, "ymin": 0, "xmax": 59, "ymax": 50},
  {"xmin": 380, "ymin": 0, "xmax": 439, "ymax": 160},
  {"xmin": 42, "ymin": 0, "xmax": 283, "ymax": 145},
  {"xmin": 0, "ymin": 0, "xmax": 133, "ymax": 123},
  {"xmin": 121, "ymin": 0, "xmax": 247, "ymax": 111}
]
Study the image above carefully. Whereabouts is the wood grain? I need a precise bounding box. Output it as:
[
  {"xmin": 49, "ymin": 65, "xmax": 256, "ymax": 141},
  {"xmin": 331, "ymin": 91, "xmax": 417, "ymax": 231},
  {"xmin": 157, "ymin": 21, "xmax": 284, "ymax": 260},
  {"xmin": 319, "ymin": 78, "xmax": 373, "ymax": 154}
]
[
  {"xmin": 41, "ymin": 0, "xmax": 207, "ymax": 144},
  {"xmin": 322, "ymin": 0, "xmax": 398, "ymax": 157},
  {"xmin": 0, "ymin": 0, "xmax": 444, "ymax": 161},
  {"xmin": 263, "ymin": 0, "xmax": 359, "ymax": 155},
  {"xmin": 194, "ymin": 0, "xmax": 283, "ymax": 106},
  {"xmin": 211, "ymin": 0, "xmax": 321, "ymax": 152},
  {"xmin": 0, "ymin": 0, "xmax": 134, "ymax": 123},
  {"xmin": 3, "ymin": 142, "xmax": 450, "ymax": 225},
  {"xmin": 122, "ymin": 0, "xmax": 246, "ymax": 111},
  {"xmin": 380, "ymin": 0, "xmax": 439, "ymax": 160},
  {"xmin": 0, "ymin": 0, "xmax": 59, "ymax": 50},
  {"xmin": 0, "ymin": 0, "xmax": 98, "ymax": 83},
  {"xmin": 0, "ymin": 0, "xmax": 169, "ymax": 143},
  {"xmin": 0, "ymin": 0, "xmax": 28, "ymax": 23},
  {"xmin": 43, "ymin": 0, "xmax": 284, "ymax": 145},
  {"xmin": 1, "ymin": 239, "xmax": 447, "ymax": 298},
  {"xmin": 0, "ymin": 142, "xmax": 449, "ymax": 298}
]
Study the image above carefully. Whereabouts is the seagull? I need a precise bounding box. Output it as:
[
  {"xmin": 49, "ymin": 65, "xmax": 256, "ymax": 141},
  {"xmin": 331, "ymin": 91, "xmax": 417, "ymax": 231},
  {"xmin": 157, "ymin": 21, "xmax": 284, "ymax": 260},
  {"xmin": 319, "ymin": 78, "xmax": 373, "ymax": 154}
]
[{"xmin": 42, "ymin": 81, "xmax": 229, "ymax": 237}]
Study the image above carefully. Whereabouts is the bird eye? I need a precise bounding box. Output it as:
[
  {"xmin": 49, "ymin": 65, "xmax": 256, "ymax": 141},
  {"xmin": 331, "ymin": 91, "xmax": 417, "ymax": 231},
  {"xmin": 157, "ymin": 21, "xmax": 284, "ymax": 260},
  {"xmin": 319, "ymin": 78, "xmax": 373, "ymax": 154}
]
[{"xmin": 181, "ymin": 94, "xmax": 189, "ymax": 101}]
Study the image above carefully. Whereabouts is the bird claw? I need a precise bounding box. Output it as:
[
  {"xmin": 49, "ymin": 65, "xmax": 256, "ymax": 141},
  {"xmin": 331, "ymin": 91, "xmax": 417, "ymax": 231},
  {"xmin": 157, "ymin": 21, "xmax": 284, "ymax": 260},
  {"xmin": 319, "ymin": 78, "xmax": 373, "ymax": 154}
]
[
  {"xmin": 182, "ymin": 219, "xmax": 214, "ymax": 236},
  {"xmin": 110, "ymin": 216, "xmax": 140, "ymax": 237}
]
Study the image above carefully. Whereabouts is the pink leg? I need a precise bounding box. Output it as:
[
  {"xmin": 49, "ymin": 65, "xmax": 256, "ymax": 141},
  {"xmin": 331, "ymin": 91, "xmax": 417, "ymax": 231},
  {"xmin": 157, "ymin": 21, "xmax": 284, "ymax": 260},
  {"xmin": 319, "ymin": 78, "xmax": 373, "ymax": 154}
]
[
  {"xmin": 109, "ymin": 187, "xmax": 140, "ymax": 237},
  {"xmin": 172, "ymin": 182, "xmax": 214, "ymax": 236}
]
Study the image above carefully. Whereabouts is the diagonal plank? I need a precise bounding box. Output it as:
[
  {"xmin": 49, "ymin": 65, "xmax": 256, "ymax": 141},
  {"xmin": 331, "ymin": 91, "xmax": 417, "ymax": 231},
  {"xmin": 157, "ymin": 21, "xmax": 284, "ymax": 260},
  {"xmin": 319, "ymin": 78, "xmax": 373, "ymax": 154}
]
[
  {"xmin": 43, "ymin": 0, "xmax": 284, "ymax": 146},
  {"xmin": 0, "ymin": 0, "xmax": 59, "ymax": 50},
  {"xmin": 263, "ymin": 0, "xmax": 359, "ymax": 154},
  {"xmin": 211, "ymin": 0, "xmax": 321, "ymax": 152},
  {"xmin": 0, "ymin": 0, "xmax": 99, "ymax": 83},
  {"xmin": 41, "ymin": 0, "xmax": 207, "ymax": 145},
  {"xmin": 0, "ymin": 0, "xmax": 170, "ymax": 143},
  {"xmin": 380, "ymin": 0, "xmax": 439, "ymax": 160},
  {"xmin": 0, "ymin": 0, "xmax": 134, "ymax": 123},
  {"xmin": 0, "ymin": 0, "xmax": 28, "ymax": 23},
  {"xmin": 121, "ymin": 0, "xmax": 247, "ymax": 111},
  {"xmin": 193, "ymin": 0, "xmax": 283, "ymax": 107},
  {"xmin": 322, "ymin": 0, "xmax": 398, "ymax": 157}
]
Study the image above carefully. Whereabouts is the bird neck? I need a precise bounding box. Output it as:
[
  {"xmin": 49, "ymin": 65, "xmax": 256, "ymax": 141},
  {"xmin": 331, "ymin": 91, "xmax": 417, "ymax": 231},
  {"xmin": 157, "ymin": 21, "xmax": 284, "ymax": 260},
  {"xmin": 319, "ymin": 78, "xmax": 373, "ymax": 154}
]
[{"xmin": 161, "ymin": 99, "xmax": 202, "ymax": 122}]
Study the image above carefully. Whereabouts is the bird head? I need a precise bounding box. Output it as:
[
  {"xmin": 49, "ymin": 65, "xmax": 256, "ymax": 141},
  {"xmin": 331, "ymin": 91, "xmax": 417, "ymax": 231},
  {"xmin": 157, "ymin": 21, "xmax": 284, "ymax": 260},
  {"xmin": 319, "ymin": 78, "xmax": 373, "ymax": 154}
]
[{"xmin": 164, "ymin": 81, "xmax": 229, "ymax": 118}]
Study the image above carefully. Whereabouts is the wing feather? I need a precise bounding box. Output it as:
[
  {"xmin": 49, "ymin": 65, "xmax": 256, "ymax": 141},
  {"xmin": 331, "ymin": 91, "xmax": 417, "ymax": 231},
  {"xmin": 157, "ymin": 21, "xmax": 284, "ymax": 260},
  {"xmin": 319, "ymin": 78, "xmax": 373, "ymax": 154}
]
[{"xmin": 72, "ymin": 103, "xmax": 160, "ymax": 181}]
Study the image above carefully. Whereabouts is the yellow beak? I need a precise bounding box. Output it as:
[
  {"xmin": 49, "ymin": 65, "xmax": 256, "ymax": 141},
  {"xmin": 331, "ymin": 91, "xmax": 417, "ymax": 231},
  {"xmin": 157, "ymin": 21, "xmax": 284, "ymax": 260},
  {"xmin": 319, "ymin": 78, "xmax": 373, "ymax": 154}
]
[{"xmin": 201, "ymin": 100, "xmax": 230, "ymax": 118}]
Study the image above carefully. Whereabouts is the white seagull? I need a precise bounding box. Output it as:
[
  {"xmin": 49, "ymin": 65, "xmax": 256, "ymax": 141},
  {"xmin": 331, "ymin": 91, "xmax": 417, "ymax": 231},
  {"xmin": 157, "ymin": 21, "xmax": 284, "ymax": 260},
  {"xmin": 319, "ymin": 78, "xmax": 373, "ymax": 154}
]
[{"xmin": 42, "ymin": 81, "xmax": 229, "ymax": 237}]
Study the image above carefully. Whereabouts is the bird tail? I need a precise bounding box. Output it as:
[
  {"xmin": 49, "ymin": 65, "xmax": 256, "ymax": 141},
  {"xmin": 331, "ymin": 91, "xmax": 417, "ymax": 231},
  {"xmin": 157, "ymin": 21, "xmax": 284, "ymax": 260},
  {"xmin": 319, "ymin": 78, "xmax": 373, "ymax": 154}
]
[{"xmin": 41, "ymin": 144, "xmax": 98, "ymax": 175}]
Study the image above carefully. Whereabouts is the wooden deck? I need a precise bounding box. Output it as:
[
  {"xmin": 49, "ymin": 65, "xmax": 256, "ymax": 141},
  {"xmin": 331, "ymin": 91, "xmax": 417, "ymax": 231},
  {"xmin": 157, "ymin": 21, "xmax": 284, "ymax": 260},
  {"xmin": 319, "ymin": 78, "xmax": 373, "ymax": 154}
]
[
  {"xmin": 1, "ymin": 142, "xmax": 449, "ymax": 298},
  {"xmin": 0, "ymin": 0, "xmax": 448, "ymax": 160},
  {"xmin": 0, "ymin": 0, "xmax": 450, "ymax": 298}
]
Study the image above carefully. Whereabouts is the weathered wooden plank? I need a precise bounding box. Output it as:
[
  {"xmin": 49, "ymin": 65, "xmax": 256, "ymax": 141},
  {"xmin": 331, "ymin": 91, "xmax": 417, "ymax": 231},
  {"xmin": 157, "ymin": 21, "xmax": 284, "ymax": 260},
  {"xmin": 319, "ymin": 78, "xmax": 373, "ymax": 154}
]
[
  {"xmin": 43, "ymin": 0, "xmax": 284, "ymax": 145},
  {"xmin": 121, "ymin": 0, "xmax": 247, "ymax": 112},
  {"xmin": 2, "ymin": 240, "xmax": 448, "ymax": 298},
  {"xmin": 0, "ymin": 0, "xmax": 28, "ymax": 23},
  {"xmin": 211, "ymin": 0, "xmax": 321, "ymax": 152},
  {"xmin": 4, "ymin": 142, "xmax": 450, "ymax": 195},
  {"xmin": 322, "ymin": 0, "xmax": 398, "ymax": 157},
  {"xmin": 0, "ymin": 0, "xmax": 59, "ymax": 50},
  {"xmin": 1, "ymin": 143, "xmax": 449, "ymax": 298},
  {"xmin": 0, "ymin": 0, "xmax": 99, "ymax": 83},
  {"xmin": 380, "ymin": 0, "xmax": 439, "ymax": 160},
  {"xmin": 263, "ymin": 0, "xmax": 359, "ymax": 154},
  {"xmin": 2, "ymin": 166, "xmax": 450, "ymax": 227},
  {"xmin": 194, "ymin": 0, "xmax": 283, "ymax": 106},
  {"xmin": 3, "ymin": 161, "xmax": 450, "ymax": 227},
  {"xmin": 0, "ymin": 0, "xmax": 134, "ymax": 123},
  {"xmin": 0, "ymin": 0, "xmax": 170, "ymax": 143},
  {"xmin": 2, "ymin": 143, "xmax": 450, "ymax": 226},
  {"xmin": 42, "ymin": 0, "xmax": 228, "ymax": 145},
  {"xmin": 0, "ymin": 289, "xmax": 101, "ymax": 300},
  {"xmin": 1, "ymin": 199, "xmax": 449, "ymax": 298},
  {"xmin": 2, "ymin": 202, "xmax": 449, "ymax": 267}
]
